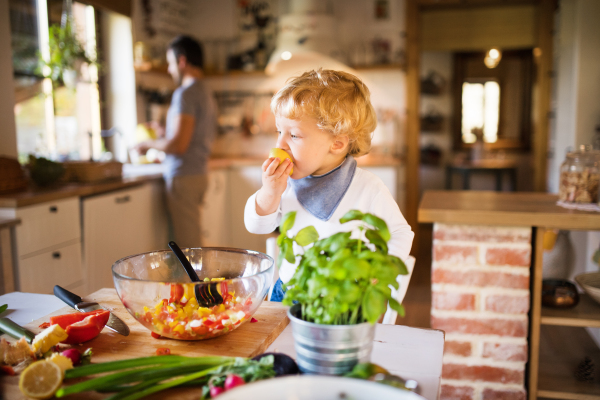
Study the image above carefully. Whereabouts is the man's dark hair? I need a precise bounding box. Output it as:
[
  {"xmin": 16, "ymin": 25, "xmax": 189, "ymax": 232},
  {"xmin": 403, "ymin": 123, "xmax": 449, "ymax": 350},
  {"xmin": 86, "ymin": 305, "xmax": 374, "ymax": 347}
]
[{"xmin": 168, "ymin": 35, "xmax": 204, "ymax": 69}]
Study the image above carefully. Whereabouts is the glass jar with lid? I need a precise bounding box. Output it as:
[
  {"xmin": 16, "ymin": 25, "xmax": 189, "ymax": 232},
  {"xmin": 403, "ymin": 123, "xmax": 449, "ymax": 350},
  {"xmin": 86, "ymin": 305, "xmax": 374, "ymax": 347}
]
[{"xmin": 558, "ymin": 145, "xmax": 600, "ymax": 203}]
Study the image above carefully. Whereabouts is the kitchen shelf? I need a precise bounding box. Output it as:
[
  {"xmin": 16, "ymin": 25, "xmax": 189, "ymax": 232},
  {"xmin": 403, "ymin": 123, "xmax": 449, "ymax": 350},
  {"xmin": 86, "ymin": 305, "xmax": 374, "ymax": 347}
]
[
  {"xmin": 541, "ymin": 294, "xmax": 600, "ymax": 328},
  {"xmin": 538, "ymin": 325, "xmax": 600, "ymax": 400}
]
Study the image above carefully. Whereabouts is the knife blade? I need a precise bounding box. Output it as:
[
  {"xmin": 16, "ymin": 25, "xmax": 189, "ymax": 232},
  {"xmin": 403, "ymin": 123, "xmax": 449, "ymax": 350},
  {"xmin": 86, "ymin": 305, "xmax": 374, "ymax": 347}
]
[{"xmin": 53, "ymin": 285, "xmax": 130, "ymax": 336}]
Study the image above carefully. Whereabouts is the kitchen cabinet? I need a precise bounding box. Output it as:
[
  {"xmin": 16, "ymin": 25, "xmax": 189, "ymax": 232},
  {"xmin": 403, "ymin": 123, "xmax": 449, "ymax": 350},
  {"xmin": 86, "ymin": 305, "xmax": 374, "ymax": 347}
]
[
  {"xmin": 4, "ymin": 197, "xmax": 84, "ymax": 294},
  {"xmin": 200, "ymin": 170, "xmax": 231, "ymax": 247},
  {"xmin": 82, "ymin": 182, "xmax": 168, "ymax": 294}
]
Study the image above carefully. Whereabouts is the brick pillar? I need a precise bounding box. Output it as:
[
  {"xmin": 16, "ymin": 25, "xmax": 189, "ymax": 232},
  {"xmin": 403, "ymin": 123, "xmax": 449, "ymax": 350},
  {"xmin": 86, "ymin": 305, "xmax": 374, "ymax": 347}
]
[{"xmin": 431, "ymin": 224, "xmax": 531, "ymax": 400}]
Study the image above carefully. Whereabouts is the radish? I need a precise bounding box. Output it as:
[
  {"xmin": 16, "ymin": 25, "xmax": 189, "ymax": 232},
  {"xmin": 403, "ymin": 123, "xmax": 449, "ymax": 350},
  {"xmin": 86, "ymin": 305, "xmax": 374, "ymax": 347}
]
[
  {"xmin": 61, "ymin": 349, "xmax": 81, "ymax": 366},
  {"xmin": 210, "ymin": 386, "xmax": 225, "ymax": 397},
  {"xmin": 224, "ymin": 374, "xmax": 245, "ymax": 390}
]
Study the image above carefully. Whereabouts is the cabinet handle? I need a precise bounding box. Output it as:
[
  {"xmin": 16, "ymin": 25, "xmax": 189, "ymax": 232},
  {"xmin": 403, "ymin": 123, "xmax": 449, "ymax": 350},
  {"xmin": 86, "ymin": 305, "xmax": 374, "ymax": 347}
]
[
  {"xmin": 115, "ymin": 195, "xmax": 131, "ymax": 204},
  {"xmin": 49, "ymin": 206, "xmax": 58, "ymax": 213},
  {"xmin": 52, "ymin": 252, "xmax": 61, "ymax": 259}
]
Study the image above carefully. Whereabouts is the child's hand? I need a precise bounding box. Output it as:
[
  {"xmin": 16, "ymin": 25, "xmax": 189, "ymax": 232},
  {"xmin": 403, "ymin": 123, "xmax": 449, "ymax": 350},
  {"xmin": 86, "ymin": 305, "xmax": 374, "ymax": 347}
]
[{"xmin": 255, "ymin": 157, "xmax": 293, "ymax": 216}]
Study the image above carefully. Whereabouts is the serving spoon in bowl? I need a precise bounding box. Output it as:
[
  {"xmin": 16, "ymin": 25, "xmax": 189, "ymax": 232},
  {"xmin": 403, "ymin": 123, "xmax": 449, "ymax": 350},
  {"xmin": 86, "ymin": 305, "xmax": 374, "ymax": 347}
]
[{"xmin": 168, "ymin": 241, "xmax": 223, "ymax": 307}]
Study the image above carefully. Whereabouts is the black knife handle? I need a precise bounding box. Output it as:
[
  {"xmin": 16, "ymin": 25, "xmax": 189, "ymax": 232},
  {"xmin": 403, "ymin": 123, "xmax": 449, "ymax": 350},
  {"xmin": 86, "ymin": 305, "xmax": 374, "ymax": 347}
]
[
  {"xmin": 168, "ymin": 241, "xmax": 201, "ymax": 282},
  {"xmin": 0, "ymin": 317, "xmax": 36, "ymax": 344},
  {"xmin": 54, "ymin": 285, "xmax": 82, "ymax": 308}
]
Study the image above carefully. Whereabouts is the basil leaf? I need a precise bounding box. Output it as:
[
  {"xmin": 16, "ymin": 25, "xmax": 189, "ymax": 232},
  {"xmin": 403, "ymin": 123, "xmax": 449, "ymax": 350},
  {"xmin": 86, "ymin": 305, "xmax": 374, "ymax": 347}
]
[
  {"xmin": 365, "ymin": 229, "xmax": 388, "ymax": 254},
  {"xmin": 0, "ymin": 304, "xmax": 7, "ymax": 315},
  {"xmin": 295, "ymin": 226, "xmax": 319, "ymax": 246},
  {"xmin": 284, "ymin": 239, "xmax": 296, "ymax": 264},
  {"xmin": 388, "ymin": 256, "xmax": 408, "ymax": 275},
  {"xmin": 343, "ymin": 258, "xmax": 370, "ymax": 280},
  {"xmin": 339, "ymin": 209, "xmax": 364, "ymax": 223},
  {"xmin": 388, "ymin": 298, "xmax": 405, "ymax": 317},
  {"xmin": 362, "ymin": 286, "xmax": 387, "ymax": 324},
  {"xmin": 363, "ymin": 214, "xmax": 390, "ymax": 242},
  {"xmin": 280, "ymin": 211, "xmax": 296, "ymax": 236}
]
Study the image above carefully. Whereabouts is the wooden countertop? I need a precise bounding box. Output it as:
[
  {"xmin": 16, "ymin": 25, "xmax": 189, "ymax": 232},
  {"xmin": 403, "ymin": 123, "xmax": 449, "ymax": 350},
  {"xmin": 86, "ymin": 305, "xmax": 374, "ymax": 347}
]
[
  {"xmin": 0, "ymin": 174, "xmax": 162, "ymax": 208},
  {"xmin": 0, "ymin": 155, "xmax": 402, "ymax": 209},
  {"xmin": 418, "ymin": 190, "xmax": 600, "ymax": 230}
]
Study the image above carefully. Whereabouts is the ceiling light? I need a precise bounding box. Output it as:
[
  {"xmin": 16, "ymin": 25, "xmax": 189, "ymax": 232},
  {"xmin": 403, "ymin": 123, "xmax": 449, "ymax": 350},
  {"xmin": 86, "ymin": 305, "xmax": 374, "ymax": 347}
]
[{"xmin": 484, "ymin": 48, "xmax": 502, "ymax": 69}]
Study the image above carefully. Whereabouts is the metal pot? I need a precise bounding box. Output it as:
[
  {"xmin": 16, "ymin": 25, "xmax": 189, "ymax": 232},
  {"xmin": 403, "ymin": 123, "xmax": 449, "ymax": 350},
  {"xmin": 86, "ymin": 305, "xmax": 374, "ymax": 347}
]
[{"xmin": 287, "ymin": 303, "xmax": 376, "ymax": 375}]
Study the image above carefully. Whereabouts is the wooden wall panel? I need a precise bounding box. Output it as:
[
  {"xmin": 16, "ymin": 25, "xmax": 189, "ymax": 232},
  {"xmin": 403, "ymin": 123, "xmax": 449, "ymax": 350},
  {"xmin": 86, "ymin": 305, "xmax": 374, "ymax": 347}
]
[{"xmin": 421, "ymin": 5, "xmax": 537, "ymax": 51}]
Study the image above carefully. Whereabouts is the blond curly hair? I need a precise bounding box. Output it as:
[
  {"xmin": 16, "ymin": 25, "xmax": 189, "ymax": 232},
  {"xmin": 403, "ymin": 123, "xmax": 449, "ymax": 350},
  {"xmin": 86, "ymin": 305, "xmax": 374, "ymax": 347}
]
[{"xmin": 271, "ymin": 69, "xmax": 377, "ymax": 157}]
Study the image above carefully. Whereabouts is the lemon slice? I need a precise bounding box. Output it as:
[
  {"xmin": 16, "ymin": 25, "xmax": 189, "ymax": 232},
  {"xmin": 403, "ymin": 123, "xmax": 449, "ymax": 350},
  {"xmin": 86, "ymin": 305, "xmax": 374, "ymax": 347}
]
[
  {"xmin": 269, "ymin": 148, "xmax": 294, "ymax": 175},
  {"xmin": 49, "ymin": 353, "xmax": 73, "ymax": 373},
  {"xmin": 31, "ymin": 324, "xmax": 68, "ymax": 355},
  {"xmin": 19, "ymin": 360, "xmax": 63, "ymax": 399}
]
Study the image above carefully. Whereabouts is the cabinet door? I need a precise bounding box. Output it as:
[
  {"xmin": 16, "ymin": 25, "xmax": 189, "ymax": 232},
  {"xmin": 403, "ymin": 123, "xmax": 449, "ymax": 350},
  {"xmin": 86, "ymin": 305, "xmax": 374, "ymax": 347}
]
[
  {"xmin": 18, "ymin": 242, "xmax": 83, "ymax": 294},
  {"xmin": 15, "ymin": 197, "xmax": 80, "ymax": 256},
  {"xmin": 83, "ymin": 184, "xmax": 164, "ymax": 293},
  {"xmin": 200, "ymin": 170, "xmax": 230, "ymax": 247}
]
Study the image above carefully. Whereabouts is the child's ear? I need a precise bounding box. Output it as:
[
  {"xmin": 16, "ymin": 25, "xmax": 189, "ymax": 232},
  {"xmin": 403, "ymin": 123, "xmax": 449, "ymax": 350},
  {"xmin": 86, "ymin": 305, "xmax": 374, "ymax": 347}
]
[{"xmin": 330, "ymin": 135, "xmax": 349, "ymax": 154}]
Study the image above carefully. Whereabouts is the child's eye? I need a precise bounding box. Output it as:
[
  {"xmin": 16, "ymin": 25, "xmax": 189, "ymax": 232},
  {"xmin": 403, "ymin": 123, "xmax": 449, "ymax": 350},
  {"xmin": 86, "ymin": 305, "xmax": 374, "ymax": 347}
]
[{"xmin": 291, "ymin": 134, "xmax": 300, "ymax": 139}]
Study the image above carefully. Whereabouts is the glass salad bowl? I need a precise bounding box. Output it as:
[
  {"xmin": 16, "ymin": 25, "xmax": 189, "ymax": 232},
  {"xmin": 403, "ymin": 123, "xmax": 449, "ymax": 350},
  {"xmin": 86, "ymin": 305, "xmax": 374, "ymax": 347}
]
[{"xmin": 112, "ymin": 247, "xmax": 274, "ymax": 341}]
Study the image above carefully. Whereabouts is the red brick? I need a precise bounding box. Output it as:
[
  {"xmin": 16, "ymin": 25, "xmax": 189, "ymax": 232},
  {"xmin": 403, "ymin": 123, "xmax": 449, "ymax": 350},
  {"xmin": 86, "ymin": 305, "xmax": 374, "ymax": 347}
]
[
  {"xmin": 483, "ymin": 342, "xmax": 528, "ymax": 362},
  {"xmin": 485, "ymin": 247, "xmax": 531, "ymax": 267},
  {"xmin": 485, "ymin": 295, "xmax": 530, "ymax": 314},
  {"xmin": 434, "ymin": 226, "xmax": 531, "ymax": 244},
  {"xmin": 442, "ymin": 363, "xmax": 524, "ymax": 384},
  {"xmin": 434, "ymin": 292, "xmax": 476, "ymax": 311},
  {"xmin": 434, "ymin": 244, "xmax": 479, "ymax": 264},
  {"xmin": 441, "ymin": 384, "xmax": 474, "ymax": 400},
  {"xmin": 431, "ymin": 316, "xmax": 528, "ymax": 337},
  {"xmin": 432, "ymin": 269, "xmax": 529, "ymax": 289},
  {"xmin": 482, "ymin": 388, "xmax": 526, "ymax": 400},
  {"xmin": 445, "ymin": 341, "xmax": 473, "ymax": 357}
]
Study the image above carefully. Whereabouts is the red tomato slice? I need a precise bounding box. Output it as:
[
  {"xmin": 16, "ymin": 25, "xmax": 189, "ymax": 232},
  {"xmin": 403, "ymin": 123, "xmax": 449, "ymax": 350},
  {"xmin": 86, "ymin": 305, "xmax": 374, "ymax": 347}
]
[
  {"xmin": 151, "ymin": 332, "xmax": 162, "ymax": 339},
  {"xmin": 156, "ymin": 347, "xmax": 171, "ymax": 355},
  {"xmin": 169, "ymin": 284, "xmax": 184, "ymax": 303},
  {"xmin": 60, "ymin": 310, "xmax": 110, "ymax": 345}
]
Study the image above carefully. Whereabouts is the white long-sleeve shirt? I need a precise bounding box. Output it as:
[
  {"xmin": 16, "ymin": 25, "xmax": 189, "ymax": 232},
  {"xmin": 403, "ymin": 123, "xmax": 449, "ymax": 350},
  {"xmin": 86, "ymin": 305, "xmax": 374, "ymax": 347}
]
[{"xmin": 244, "ymin": 167, "xmax": 415, "ymax": 284}]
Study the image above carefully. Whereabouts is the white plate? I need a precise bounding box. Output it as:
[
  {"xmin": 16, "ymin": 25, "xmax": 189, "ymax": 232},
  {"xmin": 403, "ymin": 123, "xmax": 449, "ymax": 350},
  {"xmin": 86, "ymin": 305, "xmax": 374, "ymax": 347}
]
[{"xmin": 217, "ymin": 375, "xmax": 424, "ymax": 400}]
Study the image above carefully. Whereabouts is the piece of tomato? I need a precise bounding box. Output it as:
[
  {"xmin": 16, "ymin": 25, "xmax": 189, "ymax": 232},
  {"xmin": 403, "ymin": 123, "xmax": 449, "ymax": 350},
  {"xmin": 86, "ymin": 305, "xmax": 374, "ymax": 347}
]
[
  {"xmin": 169, "ymin": 284, "xmax": 184, "ymax": 303},
  {"xmin": 60, "ymin": 310, "xmax": 110, "ymax": 345},
  {"xmin": 192, "ymin": 325, "xmax": 208, "ymax": 335},
  {"xmin": 151, "ymin": 332, "xmax": 162, "ymax": 339},
  {"xmin": 156, "ymin": 347, "xmax": 171, "ymax": 355}
]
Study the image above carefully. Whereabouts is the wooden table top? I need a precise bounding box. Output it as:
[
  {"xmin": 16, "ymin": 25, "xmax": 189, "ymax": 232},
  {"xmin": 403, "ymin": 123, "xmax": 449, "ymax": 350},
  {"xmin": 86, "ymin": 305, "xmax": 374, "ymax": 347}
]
[{"xmin": 418, "ymin": 190, "xmax": 600, "ymax": 230}]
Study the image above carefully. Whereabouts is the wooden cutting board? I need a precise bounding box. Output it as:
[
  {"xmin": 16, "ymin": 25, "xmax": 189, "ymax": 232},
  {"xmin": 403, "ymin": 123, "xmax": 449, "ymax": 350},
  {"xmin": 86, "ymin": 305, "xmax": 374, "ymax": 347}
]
[{"xmin": 1, "ymin": 288, "xmax": 290, "ymax": 399}]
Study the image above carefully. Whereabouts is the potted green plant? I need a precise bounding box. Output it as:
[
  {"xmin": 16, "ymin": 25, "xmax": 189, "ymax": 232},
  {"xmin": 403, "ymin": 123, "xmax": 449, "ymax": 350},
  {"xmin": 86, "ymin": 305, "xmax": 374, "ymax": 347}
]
[
  {"xmin": 40, "ymin": 19, "xmax": 96, "ymax": 88},
  {"xmin": 277, "ymin": 210, "xmax": 407, "ymax": 375}
]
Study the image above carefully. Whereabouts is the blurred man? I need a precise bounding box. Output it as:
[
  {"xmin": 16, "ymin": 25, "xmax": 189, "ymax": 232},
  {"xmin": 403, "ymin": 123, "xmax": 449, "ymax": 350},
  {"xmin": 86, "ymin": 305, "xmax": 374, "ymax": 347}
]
[{"xmin": 135, "ymin": 36, "xmax": 216, "ymax": 247}]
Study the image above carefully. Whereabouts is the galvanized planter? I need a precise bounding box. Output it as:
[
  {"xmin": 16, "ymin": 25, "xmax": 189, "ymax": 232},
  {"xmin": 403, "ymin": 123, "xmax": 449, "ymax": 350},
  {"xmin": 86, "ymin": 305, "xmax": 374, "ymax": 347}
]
[{"xmin": 287, "ymin": 303, "xmax": 376, "ymax": 375}]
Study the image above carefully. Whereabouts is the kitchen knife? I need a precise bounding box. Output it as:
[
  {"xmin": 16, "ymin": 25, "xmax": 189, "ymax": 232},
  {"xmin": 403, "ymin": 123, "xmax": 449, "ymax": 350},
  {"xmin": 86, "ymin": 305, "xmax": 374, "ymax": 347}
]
[
  {"xmin": 53, "ymin": 285, "xmax": 130, "ymax": 336},
  {"xmin": 0, "ymin": 317, "xmax": 36, "ymax": 343}
]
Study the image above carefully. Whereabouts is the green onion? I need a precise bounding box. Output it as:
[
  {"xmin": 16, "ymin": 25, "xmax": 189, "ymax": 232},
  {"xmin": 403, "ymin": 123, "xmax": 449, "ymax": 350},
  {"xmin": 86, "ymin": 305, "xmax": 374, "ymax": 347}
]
[
  {"xmin": 57, "ymin": 357, "xmax": 234, "ymax": 397},
  {"xmin": 65, "ymin": 355, "xmax": 205, "ymax": 378},
  {"xmin": 115, "ymin": 364, "xmax": 226, "ymax": 400},
  {"xmin": 104, "ymin": 378, "xmax": 163, "ymax": 400}
]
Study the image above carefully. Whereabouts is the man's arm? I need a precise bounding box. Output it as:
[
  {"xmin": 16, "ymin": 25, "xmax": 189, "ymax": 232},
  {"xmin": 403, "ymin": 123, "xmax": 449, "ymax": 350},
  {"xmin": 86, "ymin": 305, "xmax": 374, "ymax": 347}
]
[{"xmin": 136, "ymin": 114, "xmax": 195, "ymax": 155}]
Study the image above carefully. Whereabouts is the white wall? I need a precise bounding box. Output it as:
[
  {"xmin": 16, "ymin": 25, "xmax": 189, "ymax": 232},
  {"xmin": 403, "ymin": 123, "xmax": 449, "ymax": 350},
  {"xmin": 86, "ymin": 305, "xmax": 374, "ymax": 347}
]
[
  {"xmin": 0, "ymin": 0, "xmax": 18, "ymax": 158},
  {"xmin": 549, "ymin": 0, "xmax": 600, "ymax": 193},
  {"xmin": 101, "ymin": 11, "xmax": 137, "ymax": 162}
]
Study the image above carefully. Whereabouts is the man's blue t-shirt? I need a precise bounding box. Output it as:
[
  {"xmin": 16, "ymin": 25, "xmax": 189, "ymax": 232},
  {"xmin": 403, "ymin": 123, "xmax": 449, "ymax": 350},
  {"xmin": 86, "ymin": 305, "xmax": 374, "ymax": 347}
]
[{"xmin": 163, "ymin": 79, "xmax": 217, "ymax": 180}]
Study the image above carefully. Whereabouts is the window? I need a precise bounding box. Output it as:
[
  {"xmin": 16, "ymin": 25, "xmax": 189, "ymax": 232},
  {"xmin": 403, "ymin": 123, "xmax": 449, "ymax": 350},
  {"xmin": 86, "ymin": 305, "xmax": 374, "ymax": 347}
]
[
  {"xmin": 452, "ymin": 50, "xmax": 533, "ymax": 150},
  {"xmin": 10, "ymin": 0, "xmax": 102, "ymax": 163},
  {"xmin": 461, "ymin": 80, "xmax": 500, "ymax": 144}
]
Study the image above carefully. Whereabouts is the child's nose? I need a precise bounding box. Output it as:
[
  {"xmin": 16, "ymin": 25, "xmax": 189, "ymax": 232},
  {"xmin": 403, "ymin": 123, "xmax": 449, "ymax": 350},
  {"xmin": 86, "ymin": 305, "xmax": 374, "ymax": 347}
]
[{"xmin": 275, "ymin": 136, "xmax": 288, "ymax": 150}]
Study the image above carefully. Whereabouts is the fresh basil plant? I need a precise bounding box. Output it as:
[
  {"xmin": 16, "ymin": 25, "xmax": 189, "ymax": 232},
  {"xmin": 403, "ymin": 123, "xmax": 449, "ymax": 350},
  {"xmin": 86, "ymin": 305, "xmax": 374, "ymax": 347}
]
[{"xmin": 277, "ymin": 210, "xmax": 408, "ymax": 325}]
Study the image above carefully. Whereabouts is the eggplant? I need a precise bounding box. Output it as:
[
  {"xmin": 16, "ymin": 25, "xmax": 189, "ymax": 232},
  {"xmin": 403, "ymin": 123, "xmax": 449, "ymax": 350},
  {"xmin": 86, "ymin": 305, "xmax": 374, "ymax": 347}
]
[{"xmin": 252, "ymin": 352, "xmax": 300, "ymax": 376}]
